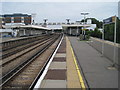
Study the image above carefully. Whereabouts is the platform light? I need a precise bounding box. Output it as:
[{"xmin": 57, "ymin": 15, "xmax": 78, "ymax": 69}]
[
  {"xmin": 43, "ymin": 18, "xmax": 48, "ymax": 27},
  {"xmin": 66, "ymin": 19, "xmax": 70, "ymax": 24},
  {"xmin": 81, "ymin": 12, "xmax": 89, "ymax": 40},
  {"xmin": 31, "ymin": 13, "xmax": 36, "ymax": 25},
  {"xmin": 81, "ymin": 13, "xmax": 89, "ymax": 15},
  {"xmin": 43, "ymin": 18, "xmax": 48, "ymax": 23}
]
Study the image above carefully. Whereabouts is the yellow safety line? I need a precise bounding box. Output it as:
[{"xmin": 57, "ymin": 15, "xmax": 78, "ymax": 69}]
[{"xmin": 68, "ymin": 38, "xmax": 86, "ymax": 90}]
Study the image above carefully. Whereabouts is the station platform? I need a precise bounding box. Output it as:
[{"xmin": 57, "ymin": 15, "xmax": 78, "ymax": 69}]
[
  {"xmin": 69, "ymin": 36, "xmax": 118, "ymax": 88},
  {"xmin": 35, "ymin": 36, "xmax": 118, "ymax": 89},
  {"xmin": 1, "ymin": 37, "xmax": 27, "ymax": 42},
  {"xmin": 38, "ymin": 36, "xmax": 84, "ymax": 88}
]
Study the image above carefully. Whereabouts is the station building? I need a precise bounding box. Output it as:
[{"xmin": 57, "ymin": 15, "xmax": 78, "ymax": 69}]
[
  {"xmin": 62, "ymin": 19, "xmax": 96, "ymax": 36},
  {"xmin": 0, "ymin": 13, "xmax": 96, "ymax": 37},
  {"xmin": 0, "ymin": 13, "xmax": 50, "ymax": 37}
]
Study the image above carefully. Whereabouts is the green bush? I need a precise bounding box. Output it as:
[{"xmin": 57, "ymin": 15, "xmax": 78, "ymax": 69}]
[
  {"xmin": 104, "ymin": 17, "xmax": 120, "ymax": 43},
  {"xmin": 86, "ymin": 28, "xmax": 102, "ymax": 39}
]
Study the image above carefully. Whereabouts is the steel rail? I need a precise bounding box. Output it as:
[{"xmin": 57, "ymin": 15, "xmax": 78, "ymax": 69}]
[
  {"xmin": 0, "ymin": 34, "xmax": 61, "ymax": 89},
  {"xmin": 1, "ymin": 35, "xmax": 53, "ymax": 59}
]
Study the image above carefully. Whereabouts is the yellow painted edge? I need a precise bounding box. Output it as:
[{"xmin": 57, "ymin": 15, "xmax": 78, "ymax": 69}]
[{"xmin": 67, "ymin": 37, "xmax": 86, "ymax": 90}]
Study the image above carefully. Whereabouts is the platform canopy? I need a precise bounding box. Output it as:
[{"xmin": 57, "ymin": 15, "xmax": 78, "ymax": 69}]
[
  {"xmin": 2, "ymin": 24, "xmax": 51, "ymax": 31},
  {"xmin": 0, "ymin": 29, "xmax": 13, "ymax": 33},
  {"xmin": 62, "ymin": 24, "xmax": 91, "ymax": 28},
  {"xmin": 20, "ymin": 25, "xmax": 51, "ymax": 30},
  {"xmin": 47, "ymin": 25, "xmax": 62, "ymax": 30}
]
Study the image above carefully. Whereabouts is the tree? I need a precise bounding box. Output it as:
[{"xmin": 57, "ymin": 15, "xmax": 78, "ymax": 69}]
[
  {"xmin": 116, "ymin": 17, "xmax": 120, "ymax": 43},
  {"xmin": 86, "ymin": 28, "xmax": 102, "ymax": 39},
  {"xmin": 81, "ymin": 18, "xmax": 103, "ymax": 28},
  {"xmin": 104, "ymin": 17, "xmax": 120, "ymax": 43}
]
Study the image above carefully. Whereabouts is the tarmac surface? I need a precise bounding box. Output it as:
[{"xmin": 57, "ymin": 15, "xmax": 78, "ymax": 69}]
[{"xmin": 68, "ymin": 36, "xmax": 118, "ymax": 88}]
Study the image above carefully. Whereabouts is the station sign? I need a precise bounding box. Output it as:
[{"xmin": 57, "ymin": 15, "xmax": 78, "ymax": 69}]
[
  {"xmin": 103, "ymin": 16, "xmax": 115, "ymax": 25},
  {"xmin": 82, "ymin": 28, "xmax": 87, "ymax": 31}
]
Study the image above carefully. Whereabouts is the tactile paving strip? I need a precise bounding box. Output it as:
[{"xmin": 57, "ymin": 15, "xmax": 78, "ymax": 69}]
[
  {"xmin": 45, "ymin": 69, "xmax": 66, "ymax": 80},
  {"xmin": 40, "ymin": 38, "xmax": 67, "ymax": 88},
  {"xmin": 53, "ymin": 57, "xmax": 66, "ymax": 62}
]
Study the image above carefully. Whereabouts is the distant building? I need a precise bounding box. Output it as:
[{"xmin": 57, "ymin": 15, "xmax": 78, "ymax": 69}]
[
  {"xmin": 0, "ymin": 13, "xmax": 32, "ymax": 25},
  {"xmin": 87, "ymin": 19, "xmax": 92, "ymax": 24}
]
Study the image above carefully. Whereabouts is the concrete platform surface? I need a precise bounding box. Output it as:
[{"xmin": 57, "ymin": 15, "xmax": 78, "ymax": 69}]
[
  {"xmin": 40, "ymin": 37, "xmax": 83, "ymax": 88},
  {"xmin": 41, "ymin": 80, "xmax": 66, "ymax": 88},
  {"xmin": 69, "ymin": 36, "xmax": 118, "ymax": 88},
  {"xmin": 49, "ymin": 62, "xmax": 66, "ymax": 69}
]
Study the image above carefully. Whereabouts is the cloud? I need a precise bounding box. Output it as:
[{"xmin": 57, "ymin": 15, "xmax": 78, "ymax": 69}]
[
  {"xmin": 1, "ymin": 0, "xmax": 120, "ymax": 2},
  {"xmin": 1, "ymin": 2, "xmax": 118, "ymax": 22}
]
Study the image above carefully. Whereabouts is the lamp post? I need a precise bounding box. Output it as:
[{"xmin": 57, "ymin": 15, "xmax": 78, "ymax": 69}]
[
  {"xmin": 66, "ymin": 19, "xmax": 70, "ymax": 24},
  {"xmin": 31, "ymin": 13, "xmax": 36, "ymax": 25},
  {"xmin": 81, "ymin": 12, "xmax": 89, "ymax": 40},
  {"xmin": 66, "ymin": 19, "xmax": 70, "ymax": 35},
  {"xmin": 43, "ymin": 18, "xmax": 48, "ymax": 27}
]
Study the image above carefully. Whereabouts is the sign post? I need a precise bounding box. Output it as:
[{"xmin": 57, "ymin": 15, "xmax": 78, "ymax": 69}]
[
  {"xmin": 103, "ymin": 16, "xmax": 117, "ymax": 67},
  {"xmin": 113, "ymin": 16, "xmax": 117, "ymax": 67},
  {"xmin": 102, "ymin": 23, "xmax": 104, "ymax": 56}
]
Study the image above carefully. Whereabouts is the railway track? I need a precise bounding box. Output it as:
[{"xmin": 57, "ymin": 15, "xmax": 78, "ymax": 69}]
[
  {"xmin": 1, "ymin": 34, "xmax": 62, "ymax": 90},
  {"xmin": 1, "ymin": 35, "xmax": 47, "ymax": 51},
  {"xmin": 1, "ymin": 35, "xmax": 55, "ymax": 76},
  {"xmin": 0, "ymin": 34, "xmax": 51, "ymax": 59}
]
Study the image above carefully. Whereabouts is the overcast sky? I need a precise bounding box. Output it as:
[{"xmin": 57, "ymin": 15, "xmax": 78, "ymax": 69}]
[{"xmin": 1, "ymin": 1, "xmax": 119, "ymax": 23}]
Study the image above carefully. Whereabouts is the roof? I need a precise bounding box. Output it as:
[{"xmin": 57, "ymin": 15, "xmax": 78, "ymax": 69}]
[
  {"xmin": 2, "ymin": 24, "xmax": 23, "ymax": 28},
  {"xmin": 47, "ymin": 25, "xmax": 62, "ymax": 30},
  {"xmin": 0, "ymin": 29, "xmax": 13, "ymax": 32},
  {"xmin": 62, "ymin": 24, "xmax": 91, "ymax": 27},
  {"xmin": 3, "ymin": 13, "xmax": 31, "ymax": 17},
  {"xmin": 20, "ymin": 25, "xmax": 51, "ymax": 30},
  {"xmin": 2, "ymin": 25, "xmax": 51, "ymax": 30}
]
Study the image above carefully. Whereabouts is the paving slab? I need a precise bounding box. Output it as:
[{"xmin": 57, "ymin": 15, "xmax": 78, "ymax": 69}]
[
  {"xmin": 55, "ymin": 53, "xmax": 66, "ymax": 58},
  {"xmin": 66, "ymin": 37, "xmax": 81, "ymax": 88},
  {"xmin": 40, "ymin": 37, "xmax": 82, "ymax": 88},
  {"xmin": 41, "ymin": 80, "xmax": 66, "ymax": 88},
  {"xmin": 44, "ymin": 70, "xmax": 66, "ymax": 80},
  {"xmin": 49, "ymin": 62, "xmax": 66, "ymax": 69},
  {"xmin": 53, "ymin": 57, "xmax": 66, "ymax": 62}
]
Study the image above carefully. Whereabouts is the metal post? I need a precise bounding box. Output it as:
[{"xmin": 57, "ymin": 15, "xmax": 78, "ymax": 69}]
[
  {"xmin": 102, "ymin": 24, "xmax": 104, "ymax": 55},
  {"xmin": 113, "ymin": 16, "xmax": 117, "ymax": 67},
  {"xmin": 83, "ymin": 15, "xmax": 85, "ymax": 40},
  {"xmin": 32, "ymin": 13, "xmax": 36, "ymax": 25},
  {"xmin": 43, "ymin": 18, "xmax": 48, "ymax": 27},
  {"xmin": 66, "ymin": 19, "xmax": 70, "ymax": 24},
  {"xmin": 23, "ymin": 29, "xmax": 26, "ymax": 36},
  {"xmin": 81, "ymin": 12, "xmax": 89, "ymax": 40},
  {"xmin": 76, "ymin": 26, "xmax": 78, "ymax": 37},
  {"xmin": 82, "ymin": 27, "xmax": 83, "ymax": 35},
  {"xmin": 70, "ymin": 28, "xmax": 71, "ymax": 35}
]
